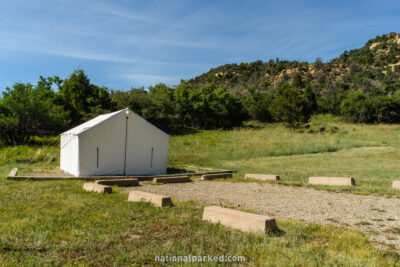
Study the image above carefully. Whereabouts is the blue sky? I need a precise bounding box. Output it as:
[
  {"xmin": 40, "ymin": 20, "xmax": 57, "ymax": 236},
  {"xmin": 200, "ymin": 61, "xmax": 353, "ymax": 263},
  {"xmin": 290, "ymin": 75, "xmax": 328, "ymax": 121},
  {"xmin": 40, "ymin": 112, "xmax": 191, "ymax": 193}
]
[{"xmin": 0, "ymin": 0, "xmax": 399, "ymax": 92}]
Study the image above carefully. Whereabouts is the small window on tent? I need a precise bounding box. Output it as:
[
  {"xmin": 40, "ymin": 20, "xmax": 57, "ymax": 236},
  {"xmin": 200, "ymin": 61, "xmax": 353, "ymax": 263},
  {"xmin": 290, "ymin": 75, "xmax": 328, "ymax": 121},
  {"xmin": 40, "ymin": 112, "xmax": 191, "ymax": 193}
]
[
  {"xmin": 96, "ymin": 147, "xmax": 99, "ymax": 168},
  {"xmin": 150, "ymin": 147, "xmax": 154, "ymax": 168}
]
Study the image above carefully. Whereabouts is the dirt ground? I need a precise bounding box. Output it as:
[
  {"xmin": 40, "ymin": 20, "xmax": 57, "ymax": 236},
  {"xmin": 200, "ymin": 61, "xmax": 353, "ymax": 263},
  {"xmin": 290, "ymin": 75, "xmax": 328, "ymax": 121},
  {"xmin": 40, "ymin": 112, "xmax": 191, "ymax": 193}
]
[{"xmin": 125, "ymin": 180, "xmax": 400, "ymax": 252}]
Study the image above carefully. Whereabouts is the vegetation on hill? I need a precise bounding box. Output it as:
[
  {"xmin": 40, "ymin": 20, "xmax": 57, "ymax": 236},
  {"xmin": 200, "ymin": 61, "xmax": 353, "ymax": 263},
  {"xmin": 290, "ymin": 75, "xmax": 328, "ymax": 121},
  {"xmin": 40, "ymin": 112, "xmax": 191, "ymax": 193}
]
[
  {"xmin": 190, "ymin": 32, "xmax": 400, "ymax": 121},
  {"xmin": 1, "ymin": 33, "xmax": 400, "ymax": 144}
]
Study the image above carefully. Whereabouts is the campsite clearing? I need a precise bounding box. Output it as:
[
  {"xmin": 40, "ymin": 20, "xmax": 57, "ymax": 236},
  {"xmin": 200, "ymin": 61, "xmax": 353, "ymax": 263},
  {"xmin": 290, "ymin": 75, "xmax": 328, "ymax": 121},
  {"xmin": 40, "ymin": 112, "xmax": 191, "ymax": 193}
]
[
  {"xmin": 1, "ymin": 115, "xmax": 400, "ymax": 264},
  {"xmin": 125, "ymin": 180, "xmax": 400, "ymax": 252},
  {"xmin": 169, "ymin": 116, "xmax": 400, "ymax": 196},
  {"xmin": 0, "ymin": 179, "xmax": 399, "ymax": 265}
]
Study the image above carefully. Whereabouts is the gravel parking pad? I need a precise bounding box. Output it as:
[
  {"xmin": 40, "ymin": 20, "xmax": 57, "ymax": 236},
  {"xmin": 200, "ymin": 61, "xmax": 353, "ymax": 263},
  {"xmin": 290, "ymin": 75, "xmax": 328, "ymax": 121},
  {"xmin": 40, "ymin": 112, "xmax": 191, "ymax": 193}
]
[{"xmin": 125, "ymin": 181, "xmax": 400, "ymax": 252}]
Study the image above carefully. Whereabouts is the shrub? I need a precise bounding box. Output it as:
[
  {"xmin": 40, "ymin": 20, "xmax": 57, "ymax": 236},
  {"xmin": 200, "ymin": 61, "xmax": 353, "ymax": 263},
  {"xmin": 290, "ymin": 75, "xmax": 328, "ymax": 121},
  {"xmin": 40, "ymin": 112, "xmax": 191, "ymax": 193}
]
[
  {"xmin": 189, "ymin": 84, "xmax": 246, "ymax": 129},
  {"xmin": 270, "ymin": 85, "xmax": 312, "ymax": 128},
  {"xmin": 340, "ymin": 91, "xmax": 372, "ymax": 122},
  {"xmin": 242, "ymin": 87, "xmax": 274, "ymax": 122},
  {"xmin": 0, "ymin": 83, "xmax": 70, "ymax": 145},
  {"xmin": 369, "ymin": 96, "xmax": 400, "ymax": 123},
  {"xmin": 340, "ymin": 92, "xmax": 400, "ymax": 123}
]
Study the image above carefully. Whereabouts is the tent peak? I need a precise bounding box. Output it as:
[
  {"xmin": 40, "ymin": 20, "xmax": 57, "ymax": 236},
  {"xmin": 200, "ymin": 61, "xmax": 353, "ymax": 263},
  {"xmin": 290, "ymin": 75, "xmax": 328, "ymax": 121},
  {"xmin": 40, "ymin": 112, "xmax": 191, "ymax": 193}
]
[{"xmin": 61, "ymin": 109, "xmax": 127, "ymax": 135}]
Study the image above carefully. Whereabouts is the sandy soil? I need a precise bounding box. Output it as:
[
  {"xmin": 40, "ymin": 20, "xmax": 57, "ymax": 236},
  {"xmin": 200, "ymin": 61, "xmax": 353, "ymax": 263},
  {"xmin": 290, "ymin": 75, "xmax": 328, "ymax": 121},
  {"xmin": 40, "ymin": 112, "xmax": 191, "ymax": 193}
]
[{"xmin": 125, "ymin": 180, "xmax": 400, "ymax": 252}]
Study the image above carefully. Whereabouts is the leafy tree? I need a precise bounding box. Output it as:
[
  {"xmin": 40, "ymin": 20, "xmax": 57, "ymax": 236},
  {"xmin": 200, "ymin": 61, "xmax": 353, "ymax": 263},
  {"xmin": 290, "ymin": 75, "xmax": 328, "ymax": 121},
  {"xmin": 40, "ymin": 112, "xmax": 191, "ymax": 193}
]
[
  {"xmin": 0, "ymin": 82, "xmax": 69, "ymax": 145},
  {"xmin": 270, "ymin": 85, "xmax": 311, "ymax": 128},
  {"xmin": 111, "ymin": 88, "xmax": 149, "ymax": 116},
  {"xmin": 141, "ymin": 84, "xmax": 178, "ymax": 131},
  {"xmin": 304, "ymin": 85, "xmax": 317, "ymax": 114},
  {"xmin": 174, "ymin": 81, "xmax": 196, "ymax": 127},
  {"xmin": 340, "ymin": 91, "xmax": 372, "ymax": 122},
  {"xmin": 60, "ymin": 69, "xmax": 91, "ymax": 121},
  {"xmin": 314, "ymin": 58, "xmax": 323, "ymax": 70},
  {"xmin": 369, "ymin": 96, "xmax": 400, "ymax": 123},
  {"xmin": 292, "ymin": 73, "xmax": 304, "ymax": 88},
  {"xmin": 112, "ymin": 84, "xmax": 179, "ymax": 132},
  {"xmin": 60, "ymin": 69, "xmax": 113, "ymax": 124},
  {"xmin": 342, "ymin": 92, "xmax": 400, "ymax": 123},
  {"xmin": 242, "ymin": 87, "xmax": 273, "ymax": 122},
  {"xmin": 37, "ymin": 75, "xmax": 63, "ymax": 91},
  {"xmin": 188, "ymin": 84, "xmax": 246, "ymax": 129},
  {"xmin": 89, "ymin": 85, "xmax": 113, "ymax": 109}
]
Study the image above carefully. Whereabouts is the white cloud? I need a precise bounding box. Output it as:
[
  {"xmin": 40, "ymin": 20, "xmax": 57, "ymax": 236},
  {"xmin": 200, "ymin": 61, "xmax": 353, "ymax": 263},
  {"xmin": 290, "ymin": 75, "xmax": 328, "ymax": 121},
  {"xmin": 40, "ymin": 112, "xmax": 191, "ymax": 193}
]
[
  {"xmin": 0, "ymin": 39, "xmax": 206, "ymax": 67},
  {"xmin": 90, "ymin": 2, "xmax": 161, "ymax": 25}
]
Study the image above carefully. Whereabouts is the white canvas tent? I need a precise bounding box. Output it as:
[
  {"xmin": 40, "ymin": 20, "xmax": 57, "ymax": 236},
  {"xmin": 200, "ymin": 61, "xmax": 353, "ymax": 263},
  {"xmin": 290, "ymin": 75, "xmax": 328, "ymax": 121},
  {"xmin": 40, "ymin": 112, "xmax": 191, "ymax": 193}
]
[{"xmin": 60, "ymin": 108, "xmax": 169, "ymax": 176}]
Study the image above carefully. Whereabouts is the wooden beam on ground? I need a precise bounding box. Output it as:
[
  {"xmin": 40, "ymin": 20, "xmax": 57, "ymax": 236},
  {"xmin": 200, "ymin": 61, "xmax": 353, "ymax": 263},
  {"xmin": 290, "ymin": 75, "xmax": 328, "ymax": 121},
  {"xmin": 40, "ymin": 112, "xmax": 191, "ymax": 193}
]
[
  {"xmin": 8, "ymin": 175, "xmax": 147, "ymax": 181},
  {"xmin": 95, "ymin": 178, "xmax": 139, "ymax": 187},
  {"xmin": 201, "ymin": 173, "xmax": 232, "ymax": 181},
  {"xmin": 7, "ymin": 170, "xmax": 235, "ymax": 181},
  {"xmin": 154, "ymin": 170, "xmax": 235, "ymax": 178},
  {"xmin": 153, "ymin": 176, "xmax": 191, "ymax": 184}
]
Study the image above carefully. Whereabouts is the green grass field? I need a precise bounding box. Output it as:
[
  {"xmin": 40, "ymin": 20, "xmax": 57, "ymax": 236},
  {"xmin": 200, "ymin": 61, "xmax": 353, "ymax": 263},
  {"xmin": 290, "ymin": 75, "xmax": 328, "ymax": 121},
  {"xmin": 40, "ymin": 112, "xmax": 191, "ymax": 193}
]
[
  {"xmin": 0, "ymin": 180, "xmax": 399, "ymax": 266},
  {"xmin": 170, "ymin": 115, "xmax": 400, "ymax": 196},
  {"xmin": 1, "ymin": 115, "xmax": 400, "ymax": 265}
]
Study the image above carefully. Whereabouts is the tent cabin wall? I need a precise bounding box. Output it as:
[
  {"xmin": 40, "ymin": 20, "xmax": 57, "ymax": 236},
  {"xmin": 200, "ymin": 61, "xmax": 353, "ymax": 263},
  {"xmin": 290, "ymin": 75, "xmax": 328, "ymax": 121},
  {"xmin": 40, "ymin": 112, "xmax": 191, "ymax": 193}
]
[
  {"xmin": 78, "ymin": 112, "xmax": 126, "ymax": 176},
  {"xmin": 60, "ymin": 134, "xmax": 79, "ymax": 176},
  {"xmin": 125, "ymin": 112, "xmax": 169, "ymax": 175}
]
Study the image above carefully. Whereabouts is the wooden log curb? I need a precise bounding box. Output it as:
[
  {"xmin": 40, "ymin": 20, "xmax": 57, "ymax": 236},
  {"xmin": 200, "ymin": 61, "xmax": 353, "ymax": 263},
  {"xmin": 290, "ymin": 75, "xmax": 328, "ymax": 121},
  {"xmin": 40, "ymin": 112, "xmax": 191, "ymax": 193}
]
[
  {"xmin": 7, "ymin": 170, "xmax": 234, "ymax": 181},
  {"xmin": 153, "ymin": 176, "xmax": 191, "ymax": 184},
  {"xmin": 202, "ymin": 206, "xmax": 278, "ymax": 233},
  {"xmin": 245, "ymin": 174, "xmax": 280, "ymax": 181},
  {"xmin": 95, "ymin": 178, "xmax": 139, "ymax": 187},
  {"xmin": 83, "ymin": 183, "xmax": 112, "ymax": 193},
  {"xmin": 128, "ymin": 190, "xmax": 172, "ymax": 207},
  {"xmin": 201, "ymin": 173, "xmax": 232, "ymax": 181},
  {"xmin": 308, "ymin": 177, "xmax": 355, "ymax": 186}
]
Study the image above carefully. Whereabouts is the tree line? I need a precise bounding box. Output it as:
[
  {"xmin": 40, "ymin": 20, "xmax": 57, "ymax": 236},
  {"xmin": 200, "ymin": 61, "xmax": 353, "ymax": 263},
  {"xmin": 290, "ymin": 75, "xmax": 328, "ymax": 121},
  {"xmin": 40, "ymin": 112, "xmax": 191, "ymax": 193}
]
[{"xmin": 1, "ymin": 66, "xmax": 400, "ymax": 145}]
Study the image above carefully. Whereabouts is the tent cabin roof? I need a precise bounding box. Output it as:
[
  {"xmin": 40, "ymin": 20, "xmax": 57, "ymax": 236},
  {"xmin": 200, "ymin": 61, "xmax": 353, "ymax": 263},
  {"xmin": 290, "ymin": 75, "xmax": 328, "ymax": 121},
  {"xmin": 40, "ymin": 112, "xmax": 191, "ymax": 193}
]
[
  {"xmin": 61, "ymin": 108, "xmax": 168, "ymax": 137},
  {"xmin": 61, "ymin": 109, "xmax": 123, "ymax": 136}
]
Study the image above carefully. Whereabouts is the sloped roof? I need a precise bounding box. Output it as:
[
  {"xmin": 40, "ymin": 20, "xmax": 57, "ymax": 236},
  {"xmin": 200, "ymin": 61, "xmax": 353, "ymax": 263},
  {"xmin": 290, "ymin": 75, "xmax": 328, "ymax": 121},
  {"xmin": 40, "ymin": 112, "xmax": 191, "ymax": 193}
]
[{"xmin": 61, "ymin": 109, "xmax": 126, "ymax": 135}]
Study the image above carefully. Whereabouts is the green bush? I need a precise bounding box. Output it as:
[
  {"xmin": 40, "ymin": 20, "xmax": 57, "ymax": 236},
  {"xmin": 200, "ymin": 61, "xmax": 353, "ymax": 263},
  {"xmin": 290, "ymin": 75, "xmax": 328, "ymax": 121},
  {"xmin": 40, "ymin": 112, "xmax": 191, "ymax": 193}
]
[
  {"xmin": 0, "ymin": 83, "xmax": 69, "ymax": 145},
  {"xmin": 111, "ymin": 82, "xmax": 246, "ymax": 131},
  {"xmin": 340, "ymin": 91, "xmax": 400, "ymax": 123},
  {"xmin": 340, "ymin": 91, "xmax": 371, "ymax": 122},
  {"xmin": 242, "ymin": 87, "xmax": 274, "ymax": 122},
  {"xmin": 60, "ymin": 69, "xmax": 114, "ymax": 124},
  {"xmin": 178, "ymin": 83, "xmax": 246, "ymax": 129},
  {"xmin": 369, "ymin": 96, "xmax": 400, "ymax": 123},
  {"xmin": 270, "ymin": 85, "xmax": 312, "ymax": 128}
]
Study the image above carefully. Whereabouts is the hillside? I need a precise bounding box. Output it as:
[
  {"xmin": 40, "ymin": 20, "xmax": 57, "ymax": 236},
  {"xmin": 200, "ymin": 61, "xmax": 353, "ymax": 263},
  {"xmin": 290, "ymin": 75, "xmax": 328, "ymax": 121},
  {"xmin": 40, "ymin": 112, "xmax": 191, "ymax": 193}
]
[
  {"xmin": 189, "ymin": 32, "xmax": 400, "ymax": 101},
  {"xmin": 3, "ymin": 33, "xmax": 400, "ymax": 146}
]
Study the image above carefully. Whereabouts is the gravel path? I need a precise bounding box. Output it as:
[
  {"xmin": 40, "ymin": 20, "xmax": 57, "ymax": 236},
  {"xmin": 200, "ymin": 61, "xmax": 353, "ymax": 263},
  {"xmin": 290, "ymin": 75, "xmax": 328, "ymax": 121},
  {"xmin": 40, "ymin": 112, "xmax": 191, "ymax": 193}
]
[{"xmin": 125, "ymin": 180, "xmax": 400, "ymax": 252}]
